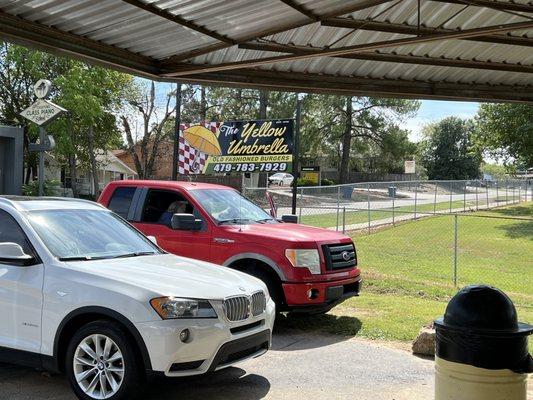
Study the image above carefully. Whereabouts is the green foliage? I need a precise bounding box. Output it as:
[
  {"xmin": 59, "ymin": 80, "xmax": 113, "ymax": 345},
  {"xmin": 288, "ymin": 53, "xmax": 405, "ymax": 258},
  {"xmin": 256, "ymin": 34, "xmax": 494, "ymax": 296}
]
[
  {"xmin": 419, "ymin": 117, "xmax": 482, "ymax": 180},
  {"xmin": 296, "ymin": 178, "xmax": 317, "ymax": 187},
  {"xmin": 321, "ymin": 178, "xmax": 335, "ymax": 186},
  {"xmin": 481, "ymin": 162, "xmax": 510, "ymax": 180},
  {"xmin": 475, "ymin": 103, "xmax": 533, "ymax": 168},
  {"xmin": 22, "ymin": 180, "xmax": 61, "ymax": 196}
]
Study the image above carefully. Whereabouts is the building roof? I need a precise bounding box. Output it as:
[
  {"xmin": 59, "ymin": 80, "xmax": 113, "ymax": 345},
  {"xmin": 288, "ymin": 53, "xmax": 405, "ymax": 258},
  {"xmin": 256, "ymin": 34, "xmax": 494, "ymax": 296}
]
[{"xmin": 0, "ymin": 0, "xmax": 532, "ymax": 102}]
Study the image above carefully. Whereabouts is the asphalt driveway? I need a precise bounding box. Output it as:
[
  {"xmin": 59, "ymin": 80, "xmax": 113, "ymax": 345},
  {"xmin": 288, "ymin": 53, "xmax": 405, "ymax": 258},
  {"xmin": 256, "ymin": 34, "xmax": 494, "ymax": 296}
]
[{"xmin": 0, "ymin": 329, "xmax": 434, "ymax": 400}]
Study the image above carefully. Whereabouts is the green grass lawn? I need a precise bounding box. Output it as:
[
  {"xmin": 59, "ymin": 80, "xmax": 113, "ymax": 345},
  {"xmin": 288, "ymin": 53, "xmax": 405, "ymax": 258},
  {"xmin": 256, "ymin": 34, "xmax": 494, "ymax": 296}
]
[
  {"xmin": 280, "ymin": 202, "xmax": 533, "ymax": 348},
  {"xmin": 300, "ymin": 199, "xmax": 483, "ymax": 228}
]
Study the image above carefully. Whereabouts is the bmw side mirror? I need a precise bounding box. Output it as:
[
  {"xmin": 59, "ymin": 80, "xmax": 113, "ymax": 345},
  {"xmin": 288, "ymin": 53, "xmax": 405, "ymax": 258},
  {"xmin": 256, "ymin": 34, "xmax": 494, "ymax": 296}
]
[
  {"xmin": 0, "ymin": 242, "xmax": 36, "ymax": 266},
  {"xmin": 171, "ymin": 213, "xmax": 203, "ymax": 231}
]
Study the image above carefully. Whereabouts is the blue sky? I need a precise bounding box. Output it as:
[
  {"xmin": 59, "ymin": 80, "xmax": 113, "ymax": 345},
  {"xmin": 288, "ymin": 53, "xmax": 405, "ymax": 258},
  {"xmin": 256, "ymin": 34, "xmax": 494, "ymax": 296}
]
[
  {"xmin": 147, "ymin": 80, "xmax": 480, "ymax": 142},
  {"xmin": 404, "ymin": 100, "xmax": 479, "ymax": 141}
]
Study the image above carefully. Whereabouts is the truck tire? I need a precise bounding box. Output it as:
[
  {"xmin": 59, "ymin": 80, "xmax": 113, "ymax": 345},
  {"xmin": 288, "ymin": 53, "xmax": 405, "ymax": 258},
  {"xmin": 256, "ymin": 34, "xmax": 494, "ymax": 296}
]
[{"xmin": 65, "ymin": 320, "xmax": 144, "ymax": 400}]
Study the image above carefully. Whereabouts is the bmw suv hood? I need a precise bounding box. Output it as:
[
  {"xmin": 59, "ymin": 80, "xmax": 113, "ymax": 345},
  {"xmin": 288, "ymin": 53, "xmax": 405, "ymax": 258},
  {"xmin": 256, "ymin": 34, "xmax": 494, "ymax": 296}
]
[{"xmin": 63, "ymin": 253, "xmax": 265, "ymax": 300}]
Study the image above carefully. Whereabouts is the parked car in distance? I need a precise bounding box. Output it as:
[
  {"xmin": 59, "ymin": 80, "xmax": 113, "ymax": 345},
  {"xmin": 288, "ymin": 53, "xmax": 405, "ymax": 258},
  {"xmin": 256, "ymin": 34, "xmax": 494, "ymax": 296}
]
[
  {"xmin": 0, "ymin": 196, "xmax": 274, "ymax": 400},
  {"xmin": 99, "ymin": 181, "xmax": 361, "ymax": 315},
  {"xmin": 268, "ymin": 173, "xmax": 294, "ymax": 186}
]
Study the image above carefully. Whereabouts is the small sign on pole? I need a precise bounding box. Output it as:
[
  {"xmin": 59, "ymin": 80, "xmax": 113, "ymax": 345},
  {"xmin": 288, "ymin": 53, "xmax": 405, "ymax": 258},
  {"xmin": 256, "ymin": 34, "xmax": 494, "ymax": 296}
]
[
  {"xmin": 20, "ymin": 79, "xmax": 66, "ymax": 196},
  {"xmin": 404, "ymin": 160, "xmax": 416, "ymax": 174}
]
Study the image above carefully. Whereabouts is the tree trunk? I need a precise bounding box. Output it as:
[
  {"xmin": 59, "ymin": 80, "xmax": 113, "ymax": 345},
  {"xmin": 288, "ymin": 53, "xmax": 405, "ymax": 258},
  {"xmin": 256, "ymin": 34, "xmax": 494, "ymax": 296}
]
[
  {"xmin": 257, "ymin": 90, "xmax": 269, "ymax": 187},
  {"xmin": 200, "ymin": 86, "xmax": 207, "ymax": 122},
  {"xmin": 339, "ymin": 97, "xmax": 353, "ymax": 184},
  {"xmin": 69, "ymin": 153, "xmax": 79, "ymax": 198},
  {"xmin": 121, "ymin": 116, "xmax": 143, "ymax": 178},
  {"xmin": 87, "ymin": 125, "xmax": 100, "ymax": 198}
]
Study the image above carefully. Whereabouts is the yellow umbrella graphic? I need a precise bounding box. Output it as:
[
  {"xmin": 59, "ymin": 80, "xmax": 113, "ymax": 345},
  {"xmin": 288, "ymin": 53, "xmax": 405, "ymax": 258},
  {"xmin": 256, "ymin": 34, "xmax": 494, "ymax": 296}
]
[{"xmin": 183, "ymin": 125, "xmax": 222, "ymax": 172}]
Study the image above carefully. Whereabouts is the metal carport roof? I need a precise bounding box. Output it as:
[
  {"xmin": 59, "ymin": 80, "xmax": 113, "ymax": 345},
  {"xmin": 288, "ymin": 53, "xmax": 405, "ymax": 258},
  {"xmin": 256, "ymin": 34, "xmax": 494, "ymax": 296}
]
[{"xmin": 0, "ymin": 0, "xmax": 532, "ymax": 102}]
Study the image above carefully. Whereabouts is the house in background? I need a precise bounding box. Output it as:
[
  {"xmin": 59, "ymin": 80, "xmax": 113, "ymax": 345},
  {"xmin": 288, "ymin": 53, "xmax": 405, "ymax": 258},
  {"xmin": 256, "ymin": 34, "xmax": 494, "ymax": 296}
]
[{"xmin": 38, "ymin": 150, "xmax": 137, "ymax": 197}]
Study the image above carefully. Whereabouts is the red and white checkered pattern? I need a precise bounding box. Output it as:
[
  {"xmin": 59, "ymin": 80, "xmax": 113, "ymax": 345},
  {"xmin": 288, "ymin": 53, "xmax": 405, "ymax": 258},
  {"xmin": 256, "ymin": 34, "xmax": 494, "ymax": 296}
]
[{"xmin": 178, "ymin": 122, "xmax": 221, "ymax": 174}]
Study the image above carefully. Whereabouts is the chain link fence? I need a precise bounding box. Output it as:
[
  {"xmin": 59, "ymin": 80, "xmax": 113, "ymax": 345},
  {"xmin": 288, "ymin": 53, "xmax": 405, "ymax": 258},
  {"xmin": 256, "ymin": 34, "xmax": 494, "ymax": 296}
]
[
  {"xmin": 353, "ymin": 210, "xmax": 532, "ymax": 308},
  {"xmin": 243, "ymin": 179, "xmax": 531, "ymax": 233},
  {"xmin": 243, "ymin": 179, "xmax": 532, "ymax": 306}
]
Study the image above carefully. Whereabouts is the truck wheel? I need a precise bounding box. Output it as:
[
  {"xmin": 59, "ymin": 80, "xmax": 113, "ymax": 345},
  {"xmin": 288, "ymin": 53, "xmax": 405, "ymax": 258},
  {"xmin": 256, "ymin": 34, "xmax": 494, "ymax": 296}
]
[{"xmin": 65, "ymin": 320, "xmax": 144, "ymax": 400}]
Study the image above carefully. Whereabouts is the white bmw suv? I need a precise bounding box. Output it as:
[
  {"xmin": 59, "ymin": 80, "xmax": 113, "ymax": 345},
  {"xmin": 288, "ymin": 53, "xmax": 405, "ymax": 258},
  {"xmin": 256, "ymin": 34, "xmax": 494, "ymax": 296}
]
[{"xmin": 0, "ymin": 196, "xmax": 275, "ymax": 400}]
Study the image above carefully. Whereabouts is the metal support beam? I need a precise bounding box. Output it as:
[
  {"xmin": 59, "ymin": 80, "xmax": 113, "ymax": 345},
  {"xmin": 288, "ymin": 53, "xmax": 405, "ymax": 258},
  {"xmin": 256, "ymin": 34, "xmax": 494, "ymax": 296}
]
[
  {"xmin": 322, "ymin": 18, "xmax": 533, "ymax": 47},
  {"xmin": 239, "ymin": 41, "xmax": 533, "ymax": 73},
  {"xmin": 119, "ymin": 0, "xmax": 235, "ymax": 44},
  {"xmin": 168, "ymin": 69, "xmax": 533, "ymax": 103},
  {"xmin": 0, "ymin": 11, "xmax": 159, "ymax": 78},
  {"xmin": 436, "ymin": 0, "xmax": 533, "ymax": 13},
  {"xmin": 279, "ymin": 0, "xmax": 320, "ymax": 20},
  {"xmin": 161, "ymin": 0, "xmax": 397, "ymax": 63},
  {"xmin": 163, "ymin": 20, "xmax": 533, "ymax": 76}
]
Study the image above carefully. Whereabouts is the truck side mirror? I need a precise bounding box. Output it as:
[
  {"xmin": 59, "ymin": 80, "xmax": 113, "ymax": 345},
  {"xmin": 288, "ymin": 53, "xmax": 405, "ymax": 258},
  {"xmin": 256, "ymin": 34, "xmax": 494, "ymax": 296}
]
[
  {"xmin": 171, "ymin": 213, "xmax": 202, "ymax": 231},
  {"xmin": 281, "ymin": 214, "xmax": 298, "ymax": 223},
  {"xmin": 0, "ymin": 242, "xmax": 36, "ymax": 266}
]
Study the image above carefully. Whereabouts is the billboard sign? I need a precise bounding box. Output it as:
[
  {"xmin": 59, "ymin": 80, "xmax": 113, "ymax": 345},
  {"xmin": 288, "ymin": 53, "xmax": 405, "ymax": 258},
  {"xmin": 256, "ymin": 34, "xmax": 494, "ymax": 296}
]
[{"xmin": 178, "ymin": 119, "xmax": 294, "ymax": 174}]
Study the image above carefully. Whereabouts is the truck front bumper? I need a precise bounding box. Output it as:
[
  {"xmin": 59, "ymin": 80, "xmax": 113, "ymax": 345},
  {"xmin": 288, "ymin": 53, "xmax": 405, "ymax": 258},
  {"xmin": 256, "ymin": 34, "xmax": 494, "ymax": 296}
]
[{"xmin": 282, "ymin": 275, "xmax": 361, "ymax": 313}]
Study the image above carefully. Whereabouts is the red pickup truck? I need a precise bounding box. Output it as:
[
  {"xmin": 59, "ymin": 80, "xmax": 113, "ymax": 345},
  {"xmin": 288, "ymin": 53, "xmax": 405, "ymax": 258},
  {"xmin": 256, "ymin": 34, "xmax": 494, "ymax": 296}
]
[{"xmin": 98, "ymin": 180, "xmax": 361, "ymax": 314}]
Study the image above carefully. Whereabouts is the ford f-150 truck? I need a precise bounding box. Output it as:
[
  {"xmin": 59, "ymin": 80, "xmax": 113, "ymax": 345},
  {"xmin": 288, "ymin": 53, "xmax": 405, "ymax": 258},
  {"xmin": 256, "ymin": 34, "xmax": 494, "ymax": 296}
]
[{"xmin": 99, "ymin": 180, "xmax": 361, "ymax": 314}]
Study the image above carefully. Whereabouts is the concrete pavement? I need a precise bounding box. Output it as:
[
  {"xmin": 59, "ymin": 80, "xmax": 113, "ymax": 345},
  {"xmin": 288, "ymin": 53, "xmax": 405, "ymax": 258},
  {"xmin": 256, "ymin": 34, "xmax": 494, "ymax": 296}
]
[{"xmin": 0, "ymin": 329, "xmax": 434, "ymax": 400}]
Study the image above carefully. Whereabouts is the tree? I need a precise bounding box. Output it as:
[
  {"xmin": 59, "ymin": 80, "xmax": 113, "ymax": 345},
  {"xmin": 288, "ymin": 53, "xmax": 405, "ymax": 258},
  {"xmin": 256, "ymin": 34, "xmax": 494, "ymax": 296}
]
[
  {"xmin": 419, "ymin": 117, "xmax": 482, "ymax": 180},
  {"xmin": 475, "ymin": 103, "xmax": 533, "ymax": 168},
  {"xmin": 302, "ymin": 95, "xmax": 419, "ymax": 183},
  {"xmin": 121, "ymin": 81, "xmax": 176, "ymax": 179},
  {"xmin": 0, "ymin": 42, "xmax": 70, "ymax": 182}
]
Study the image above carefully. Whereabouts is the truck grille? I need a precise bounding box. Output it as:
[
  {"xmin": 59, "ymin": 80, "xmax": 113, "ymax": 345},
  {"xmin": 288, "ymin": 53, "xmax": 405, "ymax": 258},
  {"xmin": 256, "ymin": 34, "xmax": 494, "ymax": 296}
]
[
  {"xmin": 322, "ymin": 243, "xmax": 357, "ymax": 271},
  {"xmin": 223, "ymin": 291, "xmax": 266, "ymax": 321}
]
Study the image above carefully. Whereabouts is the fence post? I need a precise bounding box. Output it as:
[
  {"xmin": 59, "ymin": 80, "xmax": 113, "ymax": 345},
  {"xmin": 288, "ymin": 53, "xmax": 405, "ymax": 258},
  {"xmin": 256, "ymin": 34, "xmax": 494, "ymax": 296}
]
[
  {"xmin": 392, "ymin": 184, "xmax": 396, "ymax": 225},
  {"xmin": 342, "ymin": 207, "xmax": 346, "ymax": 234},
  {"xmin": 336, "ymin": 186, "xmax": 340, "ymax": 232},
  {"xmin": 475, "ymin": 182, "xmax": 478, "ymax": 211},
  {"xmin": 505, "ymin": 180, "xmax": 508, "ymax": 204},
  {"xmin": 518, "ymin": 185, "xmax": 521, "ymax": 204},
  {"xmin": 486, "ymin": 181, "xmax": 489, "ymax": 209},
  {"xmin": 449, "ymin": 181, "xmax": 453, "ymax": 213},
  {"xmin": 298, "ymin": 187, "xmax": 303, "ymax": 219},
  {"xmin": 414, "ymin": 181, "xmax": 418, "ymax": 220},
  {"xmin": 367, "ymin": 183, "xmax": 371, "ymax": 234},
  {"xmin": 433, "ymin": 181, "xmax": 438, "ymax": 214},
  {"xmin": 453, "ymin": 213, "xmax": 458, "ymax": 287},
  {"xmin": 463, "ymin": 181, "xmax": 466, "ymax": 212},
  {"xmin": 496, "ymin": 182, "xmax": 499, "ymax": 206}
]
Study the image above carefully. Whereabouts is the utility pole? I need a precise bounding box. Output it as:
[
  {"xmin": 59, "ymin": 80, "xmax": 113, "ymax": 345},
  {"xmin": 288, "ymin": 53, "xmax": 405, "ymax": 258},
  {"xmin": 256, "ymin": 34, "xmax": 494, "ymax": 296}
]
[
  {"xmin": 172, "ymin": 82, "xmax": 182, "ymax": 181},
  {"xmin": 291, "ymin": 94, "xmax": 302, "ymax": 215}
]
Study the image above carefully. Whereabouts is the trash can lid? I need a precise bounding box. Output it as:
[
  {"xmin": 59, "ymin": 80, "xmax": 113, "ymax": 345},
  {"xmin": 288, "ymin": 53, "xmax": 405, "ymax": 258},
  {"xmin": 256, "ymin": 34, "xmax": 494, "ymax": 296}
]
[{"xmin": 434, "ymin": 285, "xmax": 533, "ymax": 336}]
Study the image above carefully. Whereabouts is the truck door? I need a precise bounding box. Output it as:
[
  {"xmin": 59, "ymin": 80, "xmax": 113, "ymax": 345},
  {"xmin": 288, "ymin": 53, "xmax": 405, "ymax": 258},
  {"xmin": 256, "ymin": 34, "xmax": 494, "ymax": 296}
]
[{"xmin": 134, "ymin": 189, "xmax": 211, "ymax": 261}]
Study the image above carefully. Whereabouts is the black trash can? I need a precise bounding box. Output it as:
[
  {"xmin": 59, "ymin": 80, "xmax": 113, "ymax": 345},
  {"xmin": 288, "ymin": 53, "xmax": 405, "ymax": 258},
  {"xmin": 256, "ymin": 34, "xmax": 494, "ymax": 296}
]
[
  {"xmin": 388, "ymin": 186, "xmax": 397, "ymax": 198},
  {"xmin": 434, "ymin": 285, "xmax": 533, "ymax": 400}
]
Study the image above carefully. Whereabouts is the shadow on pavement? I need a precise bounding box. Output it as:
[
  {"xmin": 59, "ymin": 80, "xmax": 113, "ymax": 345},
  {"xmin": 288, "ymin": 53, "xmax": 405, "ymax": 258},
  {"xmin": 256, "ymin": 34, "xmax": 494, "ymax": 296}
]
[
  {"xmin": 272, "ymin": 313, "xmax": 362, "ymax": 351},
  {"xmin": 147, "ymin": 367, "xmax": 270, "ymax": 400}
]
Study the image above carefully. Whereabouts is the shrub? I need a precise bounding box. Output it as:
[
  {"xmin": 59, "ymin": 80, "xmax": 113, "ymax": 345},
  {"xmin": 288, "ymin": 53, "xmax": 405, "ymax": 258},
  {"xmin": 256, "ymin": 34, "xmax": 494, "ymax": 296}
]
[
  {"xmin": 321, "ymin": 178, "xmax": 335, "ymax": 186},
  {"xmin": 22, "ymin": 179, "xmax": 61, "ymax": 196}
]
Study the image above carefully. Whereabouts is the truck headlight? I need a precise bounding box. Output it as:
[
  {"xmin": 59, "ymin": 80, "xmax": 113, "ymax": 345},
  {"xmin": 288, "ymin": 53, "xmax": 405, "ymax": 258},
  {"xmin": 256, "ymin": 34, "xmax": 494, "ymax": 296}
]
[
  {"xmin": 150, "ymin": 297, "xmax": 217, "ymax": 319},
  {"xmin": 285, "ymin": 249, "xmax": 321, "ymax": 274}
]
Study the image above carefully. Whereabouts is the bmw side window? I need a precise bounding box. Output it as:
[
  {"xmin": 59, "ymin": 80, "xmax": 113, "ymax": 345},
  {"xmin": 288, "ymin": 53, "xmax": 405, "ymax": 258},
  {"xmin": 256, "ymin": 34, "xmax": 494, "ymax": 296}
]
[
  {"xmin": 108, "ymin": 187, "xmax": 136, "ymax": 218},
  {"xmin": 0, "ymin": 210, "xmax": 36, "ymax": 263}
]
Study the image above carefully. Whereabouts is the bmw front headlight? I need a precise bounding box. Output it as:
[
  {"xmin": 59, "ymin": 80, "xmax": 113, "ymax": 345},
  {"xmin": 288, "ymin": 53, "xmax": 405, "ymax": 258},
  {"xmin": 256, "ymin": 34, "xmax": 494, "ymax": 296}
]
[
  {"xmin": 285, "ymin": 249, "xmax": 321, "ymax": 275},
  {"xmin": 150, "ymin": 297, "xmax": 217, "ymax": 319}
]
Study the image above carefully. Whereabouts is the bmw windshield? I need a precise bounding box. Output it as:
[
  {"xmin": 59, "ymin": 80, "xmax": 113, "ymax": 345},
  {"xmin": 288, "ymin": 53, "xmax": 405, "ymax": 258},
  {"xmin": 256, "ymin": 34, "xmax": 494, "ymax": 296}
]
[
  {"xmin": 27, "ymin": 209, "xmax": 161, "ymax": 261},
  {"xmin": 191, "ymin": 189, "xmax": 277, "ymax": 225}
]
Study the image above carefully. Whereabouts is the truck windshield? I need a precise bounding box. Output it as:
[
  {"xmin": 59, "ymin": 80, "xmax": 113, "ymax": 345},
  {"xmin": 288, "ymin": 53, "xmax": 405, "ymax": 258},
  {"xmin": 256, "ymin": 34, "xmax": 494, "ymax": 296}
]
[
  {"xmin": 191, "ymin": 189, "xmax": 276, "ymax": 225},
  {"xmin": 26, "ymin": 209, "xmax": 161, "ymax": 261}
]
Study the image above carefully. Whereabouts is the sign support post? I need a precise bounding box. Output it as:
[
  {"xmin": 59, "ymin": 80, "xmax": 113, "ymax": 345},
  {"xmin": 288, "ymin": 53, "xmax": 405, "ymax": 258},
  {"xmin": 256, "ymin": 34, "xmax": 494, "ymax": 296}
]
[
  {"xmin": 20, "ymin": 79, "xmax": 65, "ymax": 196},
  {"xmin": 291, "ymin": 95, "xmax": 302, "ymax": 215}
]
